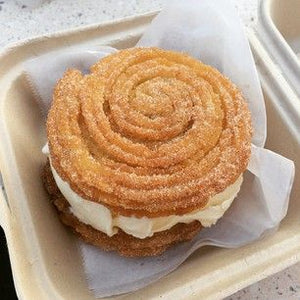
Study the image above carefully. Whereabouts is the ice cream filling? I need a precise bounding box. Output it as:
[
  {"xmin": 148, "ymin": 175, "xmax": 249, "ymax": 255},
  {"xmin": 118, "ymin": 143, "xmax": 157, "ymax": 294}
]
[{"xmin": 43, "ymin": 144, "xmax": 243, "ymax": 239}]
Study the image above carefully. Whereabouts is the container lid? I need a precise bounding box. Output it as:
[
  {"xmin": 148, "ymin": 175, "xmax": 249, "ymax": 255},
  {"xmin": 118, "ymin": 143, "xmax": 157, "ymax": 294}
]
[{"xmin": 256, "ymin": 0, "xmax": 300, "ymax": 98}]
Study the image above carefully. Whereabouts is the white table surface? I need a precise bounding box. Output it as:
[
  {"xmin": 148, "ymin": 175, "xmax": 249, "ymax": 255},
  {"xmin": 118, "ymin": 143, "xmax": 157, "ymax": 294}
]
[{"xmin": 1, "ymin": 1, "xmax": 300, "ymax": 299}]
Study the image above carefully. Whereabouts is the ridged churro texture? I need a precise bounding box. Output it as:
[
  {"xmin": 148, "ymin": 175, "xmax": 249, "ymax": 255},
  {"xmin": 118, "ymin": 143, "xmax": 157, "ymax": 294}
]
[{"xmin": 47, "ymin": 47, "xmax": 252, "ymax": 219}]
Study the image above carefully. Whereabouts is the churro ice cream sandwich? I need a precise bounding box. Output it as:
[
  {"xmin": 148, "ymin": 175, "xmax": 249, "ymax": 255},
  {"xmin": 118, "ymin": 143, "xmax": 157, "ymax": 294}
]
[{"xmin": 42, "ymin": 47, "xmax": 252, "ymax": 257}]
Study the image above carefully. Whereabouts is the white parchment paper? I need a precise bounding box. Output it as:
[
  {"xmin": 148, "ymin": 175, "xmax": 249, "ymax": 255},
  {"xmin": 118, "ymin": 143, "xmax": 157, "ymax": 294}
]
[{"xmin": 24, "ymin": 0, "xmax": 295, "ymax": 297}]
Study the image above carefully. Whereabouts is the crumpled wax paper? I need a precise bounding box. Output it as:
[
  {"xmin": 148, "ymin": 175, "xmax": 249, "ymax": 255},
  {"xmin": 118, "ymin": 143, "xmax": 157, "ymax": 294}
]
[{"xmin": 23, "ymin": 0, "xmax": 295, "ymax": 297}]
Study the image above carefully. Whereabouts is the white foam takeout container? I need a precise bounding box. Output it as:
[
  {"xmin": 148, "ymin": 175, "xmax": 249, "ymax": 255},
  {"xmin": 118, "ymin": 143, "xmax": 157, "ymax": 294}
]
[{"xmin": 0, "ymin": 1, "xmax": 300, "ymax": 299}]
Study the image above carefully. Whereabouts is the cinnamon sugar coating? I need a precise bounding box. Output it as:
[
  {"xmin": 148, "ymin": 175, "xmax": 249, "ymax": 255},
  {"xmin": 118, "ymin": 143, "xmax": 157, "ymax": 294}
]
[{"xmin": 47, "ymin": 47, "xmax": 252, "ymax": 218}]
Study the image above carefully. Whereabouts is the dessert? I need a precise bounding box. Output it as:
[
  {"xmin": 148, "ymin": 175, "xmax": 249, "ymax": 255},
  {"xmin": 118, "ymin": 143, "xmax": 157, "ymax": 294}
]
[{"xmin": 43, "ymin": 47, "xmax": 252, "ymax": 256}]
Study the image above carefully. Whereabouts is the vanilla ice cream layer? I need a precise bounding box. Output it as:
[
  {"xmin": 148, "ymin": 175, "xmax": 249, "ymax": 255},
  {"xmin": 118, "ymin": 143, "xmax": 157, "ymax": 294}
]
[{"xmin": 43, "ymin": 145, "xmax": 243, "ymax": 239}]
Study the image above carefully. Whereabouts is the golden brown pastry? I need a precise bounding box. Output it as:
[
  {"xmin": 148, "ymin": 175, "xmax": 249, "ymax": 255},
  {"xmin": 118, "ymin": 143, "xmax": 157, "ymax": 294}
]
[{"xmin": 43, "ymin": 47, "xmax": 252, "ymax": 256}]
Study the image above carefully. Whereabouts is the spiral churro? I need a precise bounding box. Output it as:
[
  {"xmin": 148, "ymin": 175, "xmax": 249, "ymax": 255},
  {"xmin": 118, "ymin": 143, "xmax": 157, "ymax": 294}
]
[{"xmin": 43, "ymin": 47, "xmax": 252, "ymax": 256}]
